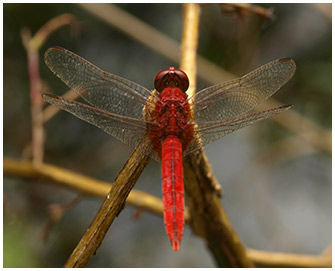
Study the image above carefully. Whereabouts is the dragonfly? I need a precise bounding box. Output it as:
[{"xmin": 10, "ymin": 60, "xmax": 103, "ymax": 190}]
[{"xmin": 42, "ymin": 47, "xmax": 296, "ymax": 251}]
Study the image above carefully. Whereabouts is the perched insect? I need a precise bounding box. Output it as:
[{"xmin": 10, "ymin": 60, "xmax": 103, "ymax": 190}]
[{"xmin": 43, "ymin": 47, "xmax": 296, "ymax": 250}]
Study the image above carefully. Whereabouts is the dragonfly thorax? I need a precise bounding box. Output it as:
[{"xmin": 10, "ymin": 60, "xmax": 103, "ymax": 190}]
[
  {"xmin": 147, "ymin": 86, "xmax": 194, "ymax": 159},
  {"xmin": 156, "ymin": 88, "xmax": 188, "ymax": 134}
]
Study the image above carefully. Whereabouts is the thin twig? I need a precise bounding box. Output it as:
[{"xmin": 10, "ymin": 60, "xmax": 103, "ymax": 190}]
[
  {"xmin": 77, "ymin": 3, "xmax": 331, "ymax": 154},
  {"xmin": 180, "ymin": 4, "xmax": 254, "ymax": 267},
  {"xmin": 21, "ymin": 28, "xmax": 44, "ymax": 165},
  {"xmin": 3, "ymin": 156, "xmax": 173, "ymax": 220},
  {"xmin": 21, "ymin": 14, "xmax": 80, "ymax": 165},
  {"xmin": 247, "ymin": 248, "xmax": 332, "ymax": 268},
  {"xmin": 180, "ymin": 3, "xmax": 200, "ymax": 97}
]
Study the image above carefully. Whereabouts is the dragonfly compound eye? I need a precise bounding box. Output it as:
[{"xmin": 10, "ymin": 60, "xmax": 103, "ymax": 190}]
[{"xmin": 154, "ymin": 67, "xmax": 189, "ymax": 93}]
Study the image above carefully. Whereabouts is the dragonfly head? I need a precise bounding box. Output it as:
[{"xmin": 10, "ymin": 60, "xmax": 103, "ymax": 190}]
[{"xmin": 154, "ymin": 67, "xmax": 189, "ymax": 93}]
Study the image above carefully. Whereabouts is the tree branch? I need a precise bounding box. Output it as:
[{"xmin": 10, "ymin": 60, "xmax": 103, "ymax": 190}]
[{"xmin": 180, "ymin": 4, "xmax": 254, "ymax": 267}]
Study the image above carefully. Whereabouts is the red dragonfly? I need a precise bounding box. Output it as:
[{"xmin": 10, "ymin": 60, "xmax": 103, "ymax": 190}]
[{"xmin": 42, "ymin": 47, "xmax": 296, "ymax": 251}]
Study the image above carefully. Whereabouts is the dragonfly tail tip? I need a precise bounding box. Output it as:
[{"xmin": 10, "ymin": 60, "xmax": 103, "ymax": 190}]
[{"xmin": 171, "ymin": 239, "xmax": 180, "ymax": 251}]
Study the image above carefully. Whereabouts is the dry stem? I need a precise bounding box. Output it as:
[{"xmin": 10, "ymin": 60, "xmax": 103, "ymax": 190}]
[
  {"xmin": 180, "ymin": 3, "xmax": 200, "ymax": 97},
  {"xmin": 21, "ymin": 29, "xmax": 44, "ymax": 165},
  {"xmin": 21, "ymin": 14, "xmax": 80, "ymax": 165},
  {"xmin": 180, "ymin": 3, "xmax": 254, "ymax": 267},
  {"xmin": 247, "ymin": 248, "xmax": 331, "ymax": 268}
]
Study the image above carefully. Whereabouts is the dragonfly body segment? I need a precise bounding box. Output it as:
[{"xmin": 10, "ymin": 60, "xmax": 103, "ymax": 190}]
[
  {"xmin": 42, "ymin": 47, "xmax": 296, "ymax": 251},
  {"xmin": 161, "ymin": 135, "xmax": 184, "ymax": 251}
]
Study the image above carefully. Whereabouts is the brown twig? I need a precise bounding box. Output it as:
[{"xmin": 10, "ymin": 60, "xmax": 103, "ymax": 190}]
[
  {"xmin": 180, "ymin": 4, "xmax": 254, "ymax": 267},
  {"xmin": 21, "ymin": 28, "xmax": 44, "ymax": 166},
  {"xmin": 77, "ymin": 3, "xmax": 331, "ymax": 155},
  {"xmin": 21, "ymin": 14, "xmax": 80, "ymax": 165},
  {"xmin": 180, "ymin": 3, "xmax": 200, "ymax": 98},
  {"xmin": 247, "ymin": 248, "xmax": 332, "ymax": 268},
  {"xmin": 3, "ymin": 156, "xmax": 171, "ymax": 219}
]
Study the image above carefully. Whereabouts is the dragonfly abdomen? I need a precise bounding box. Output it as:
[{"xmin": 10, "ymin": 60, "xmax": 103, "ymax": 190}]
[{"xmin": 161, "ymin": 135, "xmax": 184, "ymax": 251}]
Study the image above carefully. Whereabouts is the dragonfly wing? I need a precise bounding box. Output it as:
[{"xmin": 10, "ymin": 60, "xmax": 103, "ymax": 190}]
[
  {"xmin": 183, "ymin": 105, "xmax": 292, "ymax": 157},
  {"xmin": 191, "ymin": 58, "xmax": 296, "ymax": 123},
  {"xmin": 44, "ymin": 47, "xmax": 159, "ymax": 120},
  {"xmin": 43, "ymin": 94, "xmax": 159, "ymax": 161}
]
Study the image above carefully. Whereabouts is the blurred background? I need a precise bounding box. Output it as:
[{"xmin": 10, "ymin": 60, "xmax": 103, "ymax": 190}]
[{"xmin": 3, "ymin": 3, "xmax": 331, "ymax": 268}]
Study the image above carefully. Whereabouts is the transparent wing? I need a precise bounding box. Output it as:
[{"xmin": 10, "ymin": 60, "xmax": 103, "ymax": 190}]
[
  {"xmin": 43, "ymin": 94, "xmax": 159, "ymax": 161},
  {"xmin": 44, "ymin": 47, "xmax": 159, "ymax": 120},
  {"xmin": 183, "ymin": 105, "xmax": 292, "ymax": 156},
  {"xmin": 190, "ymin": 58, "xmax": 296, "ymax": 123}
]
